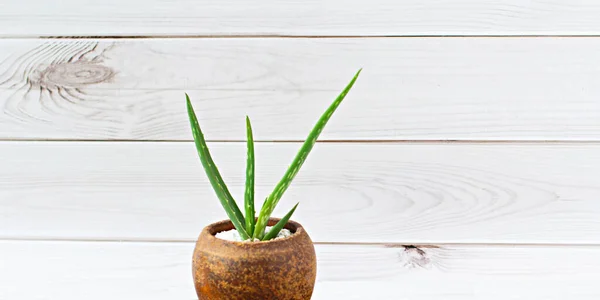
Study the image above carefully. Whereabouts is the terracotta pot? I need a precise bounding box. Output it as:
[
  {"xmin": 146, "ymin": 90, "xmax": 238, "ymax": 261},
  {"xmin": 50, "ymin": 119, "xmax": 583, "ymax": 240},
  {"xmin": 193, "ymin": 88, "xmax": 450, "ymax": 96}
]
[{"xmin": 192, "ymin": 218, "xmax": 317, "ymax": 300}]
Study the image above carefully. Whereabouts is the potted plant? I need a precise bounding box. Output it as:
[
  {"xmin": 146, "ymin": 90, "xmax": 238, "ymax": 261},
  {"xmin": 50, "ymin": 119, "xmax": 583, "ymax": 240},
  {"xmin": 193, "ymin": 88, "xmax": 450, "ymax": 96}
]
[{"xmin": 187, "ymin": 69, "xmax": 362, "ymax": 300}]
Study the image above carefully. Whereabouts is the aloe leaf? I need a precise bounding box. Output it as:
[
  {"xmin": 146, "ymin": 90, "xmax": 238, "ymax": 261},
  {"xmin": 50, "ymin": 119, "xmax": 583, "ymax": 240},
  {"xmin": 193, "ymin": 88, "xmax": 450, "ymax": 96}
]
[
  {"xmin": 261, "ymin": 203, "xmax": 299, "ymax": 241},
  {"xmin": 244, "ymin": 116, "xmax": 256, "ymax": 236},
  {"xmin": 186, "ymin": 94, "xmax": 249, "ymax": 240},
  {"xmin": 253, "ymin": 68, "xmax": 362, "ymax": 239}
]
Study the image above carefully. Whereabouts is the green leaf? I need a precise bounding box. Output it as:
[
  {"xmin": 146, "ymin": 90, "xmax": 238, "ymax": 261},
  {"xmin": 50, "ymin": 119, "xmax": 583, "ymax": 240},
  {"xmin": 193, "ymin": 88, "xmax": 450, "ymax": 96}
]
[
  {"xmin": 253, "ymin": 68, "xmax": 362, "ymax": 239},
  {"xmin": 186, "ymin": 94, "xmax": 249, "ymax": 240},
  {"xmin": 261, "ymin": 203, "xmax": 299, "ymax": 241},
  {"xmin": 244, "ymin": 116, "xmax": 256, "ymax": 236}
]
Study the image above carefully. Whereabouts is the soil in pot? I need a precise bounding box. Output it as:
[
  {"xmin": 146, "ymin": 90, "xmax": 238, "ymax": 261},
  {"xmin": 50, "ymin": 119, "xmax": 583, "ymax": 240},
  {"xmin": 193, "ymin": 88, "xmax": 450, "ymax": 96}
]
[{"xmin": 215, "ymin": 226, "xmax": 292, "ymax": 242}]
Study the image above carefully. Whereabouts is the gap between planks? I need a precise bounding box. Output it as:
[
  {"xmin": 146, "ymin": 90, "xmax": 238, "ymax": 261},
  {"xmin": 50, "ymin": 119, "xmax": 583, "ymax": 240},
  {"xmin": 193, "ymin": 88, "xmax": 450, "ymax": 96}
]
[
  {"xmin": 4, "ymin": 236, "xmax": 600, "ymax": 248},
  {"xmin": 2, "ymin": 138, "xmax": 600, "ymax": 144},
  {"xmin": 5, "ymin": 34, "xmax": 600, "ymax": 39}
]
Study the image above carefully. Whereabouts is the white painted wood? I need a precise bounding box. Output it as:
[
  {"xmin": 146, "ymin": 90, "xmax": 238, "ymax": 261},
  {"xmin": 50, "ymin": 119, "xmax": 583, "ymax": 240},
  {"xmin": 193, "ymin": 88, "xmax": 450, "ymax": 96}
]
[
  {"xmin": 2, "ymin": 142, "xmax": 600, "ymax": 244},
  {"xmin": 2, "ymin": 241, "xmax": 599, "ymax": 299},
  {"xmin": 1, "ymin": 38, "xmax": 600, "ymax": 141},
  {"xmin": 3, "ymin": 1, "xmax": 600, "ymax": 37}
]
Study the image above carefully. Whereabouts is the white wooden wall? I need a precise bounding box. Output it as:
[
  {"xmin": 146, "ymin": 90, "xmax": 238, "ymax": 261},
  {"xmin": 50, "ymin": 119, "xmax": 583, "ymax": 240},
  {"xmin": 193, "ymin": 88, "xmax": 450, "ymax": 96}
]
[{"xmin": 2, "ymin": 1, "xmax": 600, "ymax": 299}]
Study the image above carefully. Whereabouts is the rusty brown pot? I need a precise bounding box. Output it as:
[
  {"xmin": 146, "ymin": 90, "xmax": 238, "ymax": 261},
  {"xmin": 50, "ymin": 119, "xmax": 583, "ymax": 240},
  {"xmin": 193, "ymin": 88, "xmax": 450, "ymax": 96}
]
[{"xmin": 192, "ymin": 218, "xmax": 317, "ymax": 300}]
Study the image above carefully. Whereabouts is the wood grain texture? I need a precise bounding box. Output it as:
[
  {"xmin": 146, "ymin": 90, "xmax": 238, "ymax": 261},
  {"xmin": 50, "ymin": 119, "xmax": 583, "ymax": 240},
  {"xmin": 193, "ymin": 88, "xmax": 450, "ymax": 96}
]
[
  {"xmin": 3, "ymin": 0, "xmax": 600, "ymax": 37},
  {"xmin": 2, "ymin": 38, "xmax": 600, "ymax": 141},
  {"xmin": 2, "ymin": 141, "xmax": 600, "ymax": 244},
  {"xmin": 2, "ymin": 241, "xmax": 599, "ymax": 299}
]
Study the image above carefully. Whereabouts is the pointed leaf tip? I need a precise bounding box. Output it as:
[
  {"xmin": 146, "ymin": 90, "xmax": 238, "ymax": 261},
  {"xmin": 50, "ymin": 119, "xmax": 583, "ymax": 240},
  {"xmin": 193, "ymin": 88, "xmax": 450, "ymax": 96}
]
[
  {"xmin": 261, "ymin": 202, "xmax": 299, "ymax": 241},
  {"xmin": 185, "ymin": 94, "xmax": 193, "ymax": 110}
]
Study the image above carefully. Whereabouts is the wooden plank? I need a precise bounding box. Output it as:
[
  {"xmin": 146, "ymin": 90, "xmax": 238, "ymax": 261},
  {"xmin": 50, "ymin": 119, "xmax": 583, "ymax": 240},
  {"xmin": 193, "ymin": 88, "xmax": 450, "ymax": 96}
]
[
  {"xmin": 2, "ymin": 241, "xmax": 599, "ymax": 299},
  {"xmin": 1, "ymin": 38, "xmax": 600, "ymax": 141},
  {"xmin": 3, "ymin": 1, "xmax": 600, "ymax": 37},
  {"xmin": 2, "ymin": 141, "xmax": 600, "ymax": 244}
]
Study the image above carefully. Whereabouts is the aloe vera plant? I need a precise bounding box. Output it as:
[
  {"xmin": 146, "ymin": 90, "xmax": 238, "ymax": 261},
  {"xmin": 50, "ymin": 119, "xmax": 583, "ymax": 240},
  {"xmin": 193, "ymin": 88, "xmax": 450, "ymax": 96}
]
[{"xmin": 186, "ymin": 69, "xmax": 361, "ymax": 241}]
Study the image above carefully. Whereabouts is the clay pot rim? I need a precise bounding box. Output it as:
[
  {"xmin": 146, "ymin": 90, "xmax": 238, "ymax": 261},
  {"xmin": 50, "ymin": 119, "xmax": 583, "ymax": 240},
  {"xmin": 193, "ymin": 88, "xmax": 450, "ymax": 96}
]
[{"xmin": 202, "ymin": 217, "xmax": 306, "ymax": 247}]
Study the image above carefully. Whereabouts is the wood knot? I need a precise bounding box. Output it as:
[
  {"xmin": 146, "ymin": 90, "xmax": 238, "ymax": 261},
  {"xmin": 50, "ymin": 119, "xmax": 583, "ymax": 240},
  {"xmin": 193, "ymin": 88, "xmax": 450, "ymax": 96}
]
[
  {"xmin": 385, "ymin": 244, "xmax": 440, "ymax": 269},
  {"xmin": 400, "ymin": 245, "xmax": 431, "ymax": 269},
  {"xmin": 34, "ymin": 62, "xmax": 114, "ymax": 89}
]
